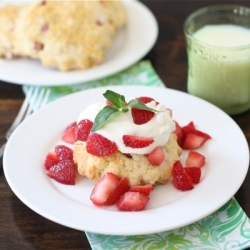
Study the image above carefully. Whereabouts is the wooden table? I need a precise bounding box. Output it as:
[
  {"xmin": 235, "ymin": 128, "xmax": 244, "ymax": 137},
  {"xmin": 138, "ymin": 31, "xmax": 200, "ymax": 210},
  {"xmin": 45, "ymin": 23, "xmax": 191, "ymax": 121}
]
[{"xmin": 1, "ymin": 1, "xmax": 250, "ymax": 249}]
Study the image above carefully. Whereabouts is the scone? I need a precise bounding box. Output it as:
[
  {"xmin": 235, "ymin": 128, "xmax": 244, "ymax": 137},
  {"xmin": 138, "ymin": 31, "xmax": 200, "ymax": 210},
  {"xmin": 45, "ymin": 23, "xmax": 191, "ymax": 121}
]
[
  {"xmin": 74, "ymin": 133, "xmax": 182, "ymax": 187},
  {"xmin": 0, "ymin": 0, "xmax": 126, "ymax": 71},
  {"xmin": 73, "ymin": 91, "xmax": 182, "ymax": 187}
]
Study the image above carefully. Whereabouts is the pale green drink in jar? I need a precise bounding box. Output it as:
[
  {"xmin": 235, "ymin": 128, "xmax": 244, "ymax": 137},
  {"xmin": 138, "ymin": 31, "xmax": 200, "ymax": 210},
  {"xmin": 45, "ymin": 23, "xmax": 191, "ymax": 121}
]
[{"xmin": 184, "ymin": 5, "xmax": 250, "ymax": 115}]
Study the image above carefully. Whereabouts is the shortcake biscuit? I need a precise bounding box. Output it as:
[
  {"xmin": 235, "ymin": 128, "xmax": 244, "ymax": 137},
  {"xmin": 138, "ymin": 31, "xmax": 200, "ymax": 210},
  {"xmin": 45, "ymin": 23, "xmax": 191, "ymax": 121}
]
[
  {"xmin": 0, "ymin": 0, "xmax": 126, "ymax": 71},
  {"xmin": 74, "ymin": 133, "xmax": 182, "ymax": 187}
]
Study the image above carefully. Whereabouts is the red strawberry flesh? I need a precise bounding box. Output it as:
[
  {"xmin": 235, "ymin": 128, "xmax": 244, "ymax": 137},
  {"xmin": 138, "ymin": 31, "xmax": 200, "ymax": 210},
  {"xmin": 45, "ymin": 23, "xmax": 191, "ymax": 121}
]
[
  {"xmin": 172, "ymin": 161, "xmax": 193, "ymax": 191},
  {"xmin": 90, "ymin": 172, "xmax": 119, "ymax": 205},
  {"xmin": 129, "ymin": 184, "xmax": 153, "ymax": 196},
  {"xmin": 185, "ymin": 167, "xmax": 201, "ymax": 184},
  {"xmin": 75, "ymin": 119, "xmax": 93, "ymax": 142},
  {"xmin": 105, "ymin": 177, "xmax": 130, "ymax": 205},
  {"xmin": 44, "ymin": 152, "xmax": 60, "ymax": 170},
  {"xmin": 62, "ymin": 121, "xmax": 77, "ymax": 144},
  {"xmin": 86, "ymin": 133, "xmax": 118, "ymax": 156},
  {"xmin": 47, "ymin": 159, "xmax": 76, "ymax": 185},
  {"xmin": 147, "ymin": 146, "xmax": 165, "ymax": 166},
  {"xmin": 117, "ymin": 191, "xmax": 149, "ymax": 211},
  {"xmin": 55, "ymin": 145, "xmax": 73, "ymax": 161},
  {"xmin": 123, "ymin": 135, "xmax": 154, "ymax": 148},
  {"xmin": 186, "ymin": 151, "xmax": 205, "ymax": 168}
]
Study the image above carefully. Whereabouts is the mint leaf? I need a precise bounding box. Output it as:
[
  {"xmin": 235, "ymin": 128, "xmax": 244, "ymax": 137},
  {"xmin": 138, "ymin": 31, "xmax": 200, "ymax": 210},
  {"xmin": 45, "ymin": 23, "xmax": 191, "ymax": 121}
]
[
  {"xmin": 127, "ymin": 99, "xmax": 158, "ymax": 112},
  {"xmin": 103, "ymin": 90, "xmax": 126, "ymax": 108},
  {"xmin": 91, "ymin": 105, "xmax": 120, "ymax": 132}
]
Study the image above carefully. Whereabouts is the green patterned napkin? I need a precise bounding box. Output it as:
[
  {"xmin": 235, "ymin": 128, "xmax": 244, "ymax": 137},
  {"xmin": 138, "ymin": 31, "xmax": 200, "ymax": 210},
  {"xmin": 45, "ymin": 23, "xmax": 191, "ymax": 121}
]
[{"xmin": 23, "ymin": 60, "xmax": 250, "ymax": 250}]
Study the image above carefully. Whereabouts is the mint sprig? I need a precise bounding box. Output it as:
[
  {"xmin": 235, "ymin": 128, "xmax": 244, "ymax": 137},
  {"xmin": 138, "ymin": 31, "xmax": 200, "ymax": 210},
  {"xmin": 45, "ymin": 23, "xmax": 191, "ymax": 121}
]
[{"xmin": 91, "ymin": 90, "xmax": 159, "ymax": 132}]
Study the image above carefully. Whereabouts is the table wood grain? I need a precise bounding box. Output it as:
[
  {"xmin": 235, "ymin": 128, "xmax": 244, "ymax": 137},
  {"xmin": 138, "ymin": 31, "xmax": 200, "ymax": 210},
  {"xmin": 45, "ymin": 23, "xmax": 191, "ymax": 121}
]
[{"xmin": 1, "ymin": 1, "xmax": 250, "ymax": 249}]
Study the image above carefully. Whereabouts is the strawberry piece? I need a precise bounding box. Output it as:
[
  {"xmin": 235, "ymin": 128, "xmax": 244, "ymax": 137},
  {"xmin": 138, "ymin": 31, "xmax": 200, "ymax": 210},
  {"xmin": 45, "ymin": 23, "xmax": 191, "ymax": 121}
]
[
  {"xmin": 105, "ymin": 177, "xmax": 130, "ymax": 205},
  {"xmin": 186, "ymin": 151, "xmax": 205, "ymax": 168},
  {"xmin": 147, "ymin": 146, "xmax": 165, "ymax": 166},
  {"xmin": 182, "ymin": 132, "xmax": 210, "ymax": 150},
  {"xmin": 117, "ymin": 191, "xmax": 149, "ymax": 211},
  {"xmin": 62, "ymin": 122, "xmax": 77, "ymax": 144},
  {"xmin": 123, "ymin": 135, "xmax": 154, "ymax": 148},
  {"xmin": 75, "ymin": 119, "xmax": 93, "ymax": 142},
  {"xmin": 137, "ymin": 96, "xmax": 156, "ymax": 104},
  {"xmin": 131, "ymin": 108, "xmax": 155, "ymax": 125},
  {"xmin": 44, "ymin": 152, "xmax": 60, "ymax": 170},
  {"xmin": 182, "ymin": 122, "xmax": 211, "ymax": 150},
  {"xmin": 173, "ymin": 121, "xmax": 184, "ymax": 147},
  {"xmin": 47, "ymin": 159, "xmax": 76, "ymax": 185},
  {"xmin": 131, "ymin": 96, "xmax": 159, "ymax": 125},
  {"xmin": 185, "ymin": 167, "xmax": 201, "ymax": 184},
  {"xmin": 129, "ymin": 184, "xmax": 153, "ymax": 196},
  {"xmin": 90, "ymin": 172, "xmax": 119, "ymax": 205},
  {"xmin": 172, "ymin": 161, "xmax": 193, "ymax": 191},
  {"xmin": 86, "ymin": 133, "xmax": 118, "ymax": 156},
  {"xmin": 55, "ymin": 145, "xmax": 73, "ymax": 161}
]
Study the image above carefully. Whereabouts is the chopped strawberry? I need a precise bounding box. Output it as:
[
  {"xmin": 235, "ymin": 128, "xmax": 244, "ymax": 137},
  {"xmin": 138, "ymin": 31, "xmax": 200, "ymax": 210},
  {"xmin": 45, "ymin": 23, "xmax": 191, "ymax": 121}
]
[
  {"xmin": 44, "ymin": 152, "xmax": 60, "ymax": 170},
  {"xmin": 117, "ymin": 191, "xmax": 149, "ymax": 211},
  {"xmin": 182, "ymin": 132, "xmax": 210, "ymax": 150},
  {"xmin": 172, "ymin": 161, "xmax": 193, "ymax": 191},
  {"xmin": 47, "ymin": 159, "xmax": 76, "ymax": 185},
  {"xmin": 123, "ymin": 135, "xmax": 154, "ymax": 148},
  {"xmin": 55, "ymin": 145, "xmax": 73, "ymax": 161},
  {"xmin": 75, "ymin": 119, "xmax": 93, "ymax": 142},
  {"xmin": 183, "ymin": 121, "xmax": 195, "ymax": 130},
  {"xmin": 147, "ymin": 146, "xmax": 165, "ymax": 166},
  {"xmin": 86, "ymin": 133, "xmax": 118, "ymax": 156},
  {"xmin": 131, "ymin": 108, "xmax": 155, "ymax": 125},
  {"xmin": 90, "ymin": 172, "xmax": 119, "ymax": 206},
  {"xmin": 186, "ymin": 151, "xmax": 205, "ymax": 168},
  {"xmin": 105, "ymin": 177, "xmax": 130, "ymax": 205},
  {"xmin": 185, "ymin": 167, "xmax": 201, "ymax": 184},
  {"xmin": 137, "ymin": 96, "xmax": 157, "ymax": 104},
  {"xmin": 129, "ymin": 184, "xmax": 153, "ymax": 196},
  {"xmin": 62, "ymin": 122, "xmax": 77, "ymax": 144},
  {"xmin": 173, "ymin": 121, "xmax": 184, "ymax": 147}
]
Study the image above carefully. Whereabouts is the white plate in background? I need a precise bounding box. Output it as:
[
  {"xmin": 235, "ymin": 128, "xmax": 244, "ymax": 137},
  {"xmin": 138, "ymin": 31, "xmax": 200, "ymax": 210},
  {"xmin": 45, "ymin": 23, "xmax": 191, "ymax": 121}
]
[{"xmin": 0, "ymin": 1, "xmax": 158, "ymax": 86}]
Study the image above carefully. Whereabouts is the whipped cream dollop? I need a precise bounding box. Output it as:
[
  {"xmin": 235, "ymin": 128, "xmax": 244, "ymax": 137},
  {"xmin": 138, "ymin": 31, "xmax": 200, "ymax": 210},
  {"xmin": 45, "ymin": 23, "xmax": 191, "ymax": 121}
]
[{"xmin": 77, "ymin": 100, "xmax": 175, "ymax": 154}]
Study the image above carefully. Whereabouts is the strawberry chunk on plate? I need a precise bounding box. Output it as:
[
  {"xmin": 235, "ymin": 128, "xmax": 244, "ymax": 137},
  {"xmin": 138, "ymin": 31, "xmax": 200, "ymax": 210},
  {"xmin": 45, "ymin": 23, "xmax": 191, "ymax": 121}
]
[
  {"xmin": 62, "ymin": 122, "xmax": 77, "ymax": 144},
  {"xmin": 105, "ymin": 177, "xmax": 130, "ymax": 205},
  {"xmin": 117, "ymin": 191, "xmax": 150, "ymax": 211},
  {"xmin": 44, "ymin": 152, "xmax": 60, "ymax": 170},
  {"xmin": 47, "ymin": 159, "xmax": 76, "ymax": 185},
  {"xmin": 147, "ymin": 146, "xmax": 165, "ymax": 166},
  {"xmin": 186, "ymin": 151, "xmax": 205, "ymax": 168},
  {"xmin": 90, "ymin": 173, "xmax": 119, "ymax": 206},
  {"xmin": 129, "ymin": 184, "xmax": 153, "ymax": 196},
  {"xmin": 185, "ymin": 167, "xmax": 201, "ymax": 184},
  {"xmin": 172, "ymin": 161, "xmax": 193, "ymax": 191}
]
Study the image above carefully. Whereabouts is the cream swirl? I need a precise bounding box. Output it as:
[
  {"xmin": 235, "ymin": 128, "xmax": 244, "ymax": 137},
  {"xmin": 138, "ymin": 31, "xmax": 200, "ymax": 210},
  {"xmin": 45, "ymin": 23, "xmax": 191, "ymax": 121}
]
[{"xmin": 77, "ymin": 100, "xmax": 175, "ymax": 154}]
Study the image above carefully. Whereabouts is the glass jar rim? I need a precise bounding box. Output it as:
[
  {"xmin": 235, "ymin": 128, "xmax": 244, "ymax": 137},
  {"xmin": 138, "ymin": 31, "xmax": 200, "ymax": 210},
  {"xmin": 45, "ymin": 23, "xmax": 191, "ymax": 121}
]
[{"xmin": 183, "ymin": 4, "xmax": 250, "ymax": 50}]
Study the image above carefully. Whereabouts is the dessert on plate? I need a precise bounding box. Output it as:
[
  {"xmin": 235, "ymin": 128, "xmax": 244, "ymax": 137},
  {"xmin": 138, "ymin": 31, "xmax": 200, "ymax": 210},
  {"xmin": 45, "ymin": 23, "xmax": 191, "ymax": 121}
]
[
  {"xmin": 73, "ymin": 90, "xmax": 182, "ymax": 187},
  {"xmin": 0, "ymin": 0, "xmax": 126, "ymax": 71}
]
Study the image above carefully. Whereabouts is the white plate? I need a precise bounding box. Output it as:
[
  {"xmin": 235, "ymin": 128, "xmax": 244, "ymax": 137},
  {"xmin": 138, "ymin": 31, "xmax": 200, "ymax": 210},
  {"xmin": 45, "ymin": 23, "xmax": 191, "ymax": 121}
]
[
  {"xmin": 0, "ymin": 1, "xmax": 158, "ymax": 86},
  {"xmin": 3, "ymin": 86, "xmax": 249, "ymax": 235}
]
